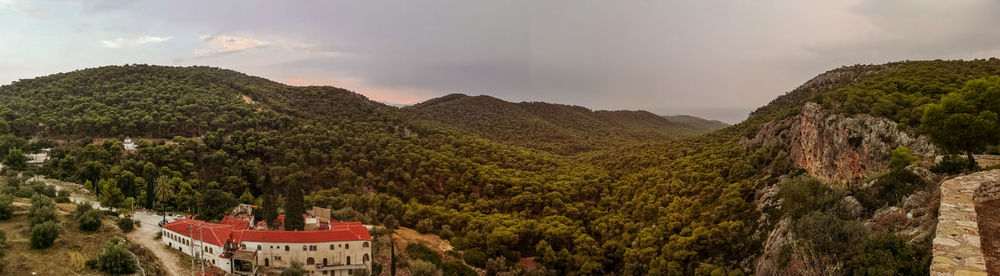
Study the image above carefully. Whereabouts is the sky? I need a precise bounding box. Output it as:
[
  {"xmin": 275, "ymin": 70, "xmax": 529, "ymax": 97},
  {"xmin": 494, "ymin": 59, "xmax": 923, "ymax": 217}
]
[{"xmin": 2, "ymin": 1, "xmax": 1000, "ymax": 123}]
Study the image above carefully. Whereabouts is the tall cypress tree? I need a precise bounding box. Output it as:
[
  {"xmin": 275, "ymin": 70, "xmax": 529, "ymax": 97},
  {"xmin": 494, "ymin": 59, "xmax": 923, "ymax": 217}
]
[{"xmin": 282, "ymin": 171, "xmax": 308, "ymax": 231}]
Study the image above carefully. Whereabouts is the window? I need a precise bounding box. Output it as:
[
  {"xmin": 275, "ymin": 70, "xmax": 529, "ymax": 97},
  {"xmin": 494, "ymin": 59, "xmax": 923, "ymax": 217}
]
[
  {"xmin": 323, "ymin": 258, "xmax": 328, "ymax": 266},
  {"xmin": 303, "ymin": 245, "xmax": 308, "ymax": 251},
  {"xmin": 264, "ymin": 258, "xmax": 269, "ymax": 267},
  {"xmin": 345, "ymin": 244, "xmax": 350, "ymax": 249},
  {"xmin": 257, "ymin": 245, "xmax": 262, "ymax": 251},
  {"xmin": 346, "ymin": 256, "xmax": 351, "ymax": 265},
  {"xmin": 330, "ymin": 245, "xmax": 335, "ymax": 250},
  {"xmin": 285, "ymin": 245, "xmax": 289, "ymax": 251},
  {"xmin": 307, "ymin": 257, "xmax": 315, "ymax": 265},
  {"xmin": 363, "ymin": 254, "xmax": 370, "ymax": 263},
  {"xmin": 363, "ymin": 242, "xmax": 369, "ymax": 248}
]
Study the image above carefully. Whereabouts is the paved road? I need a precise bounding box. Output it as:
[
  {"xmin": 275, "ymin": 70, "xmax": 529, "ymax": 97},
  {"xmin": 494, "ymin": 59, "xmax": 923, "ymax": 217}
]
[{"xmin": 37, "ymin": 176, "xmax": 191, "ymax": 276}]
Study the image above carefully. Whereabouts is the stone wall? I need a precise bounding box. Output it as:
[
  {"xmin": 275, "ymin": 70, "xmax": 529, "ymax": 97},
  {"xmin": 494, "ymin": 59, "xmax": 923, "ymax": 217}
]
[{"xmin": 931, "ymin": 170, "xmax": 1000, "ymax": 275}]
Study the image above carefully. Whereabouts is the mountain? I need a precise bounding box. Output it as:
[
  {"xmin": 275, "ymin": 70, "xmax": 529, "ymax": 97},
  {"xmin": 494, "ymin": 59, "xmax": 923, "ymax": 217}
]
[
  {"xmin": 3, "ymin": 60, "xmax": 1000, "ymax": 274},
  {"xmin": 662, "ymin": 115, "xmax": 729, "ymax": 131},
  {"xmin": 404, "ymin": 93, "xmax": 722, "ymax": 154}
]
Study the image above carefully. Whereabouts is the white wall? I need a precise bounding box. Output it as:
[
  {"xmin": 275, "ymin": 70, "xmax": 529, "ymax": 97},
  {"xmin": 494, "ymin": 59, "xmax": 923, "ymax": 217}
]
[{"xmin": 160, "ymin": 229, "xmax": 232, "ymax": 273}]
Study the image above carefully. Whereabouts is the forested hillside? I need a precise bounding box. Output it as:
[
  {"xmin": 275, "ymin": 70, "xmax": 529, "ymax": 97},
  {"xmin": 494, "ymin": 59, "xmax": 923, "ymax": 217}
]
[
  {"xmin": 1, "ymin": 60, "xmax": 999, "ymax": 275},
  {"xmin": 404, "ymin": 93, "xmax": 722, "ymax": 154}
]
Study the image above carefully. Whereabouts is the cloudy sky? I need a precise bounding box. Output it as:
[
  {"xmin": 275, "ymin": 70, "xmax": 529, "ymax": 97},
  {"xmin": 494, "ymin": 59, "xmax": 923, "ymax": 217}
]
[{"xmin": 2, "ymin": 0, "xmax": 1000, "ymax": 123}]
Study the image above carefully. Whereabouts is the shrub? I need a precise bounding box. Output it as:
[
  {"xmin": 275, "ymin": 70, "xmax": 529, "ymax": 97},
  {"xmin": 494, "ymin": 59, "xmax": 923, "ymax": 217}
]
[
  {"xmin": 280, "ymin": 262, "xmax": 306, "ymax": 276},
  {"xmin": 793, "ymin": 211, "xmax": 867, "ymax": 257},
  {"xmin": 778, "ymin": 176, "xmax": 842, "ymax": 218},
  {"xmin": 28, "ymin": 194, "xmax": 56, "ymax": 225},
  {"xmin": 854, "ymin": 169, "xmax": 927, "ymax": 212},
  {"xmin": 0, "ymin": 195, "xmax": 13, "ymax": 220},
  {"xmin": 889, "ymin": 146, "xmax": 920, "ymax": 169},
  {"xmin": 462, "ymin": 249, "xmax": 489, "ymax": 268},
  {"xmin": 408, "ymin": 260, "xmax": 439, "ymax": 276},
  {"xmin": 30, "ymin": 221, "xmax": 59, "ymax": 249},
  {"xmin": 843, "ymin": 232, "xmax": 929, "ymax": 275},
  {"xmin": 117, "ymin": 218, "xmax": 135, "ymax": 232},
  {"xmin": 441, "ymin": 261, "xmax": 477, "ymax": 276},
  {"xmin": 932, "ymin": 155, "xmax": 972, "ymax": 175},
  {"xmin": 406, "ymin": 243, "xmax": 442, "ymax": 266},
  {"xmin": 97, "ymin": 238, "xmax": 136, "ymax": 274},
  {"xmin": 78, "ymin": 209, "xmax": 102, "ymax": 232},
  {"xmin": 85, "ymin": 259, "xmax": 98, "ymax": 269},
  {"xmin": 415, "ymin": 218, "xmax": 435, "ymax": 234}
]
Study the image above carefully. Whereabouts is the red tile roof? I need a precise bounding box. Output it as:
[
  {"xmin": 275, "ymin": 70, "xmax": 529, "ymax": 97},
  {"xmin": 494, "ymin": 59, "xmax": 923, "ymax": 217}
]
[
  {"xmin": 165, "ymin": 219, "xmax": 370, "ymax": 246},
  {"xmin": 219, "ymin": 216, "xmax": 251, "ymax": 230},
  {"xmin": 162, "ymin": 219, "xmax": 235, "ymax": 246},
  {"xmin": 231, "ymin": 222, "xmax": 371, "ymax": 243}
]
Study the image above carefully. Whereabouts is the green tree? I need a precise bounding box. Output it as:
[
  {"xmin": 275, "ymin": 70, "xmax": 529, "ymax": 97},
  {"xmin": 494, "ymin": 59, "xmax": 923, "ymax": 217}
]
[
  {"xmin": 0, "ymin": 195, "xmax": 12, "ymax": 220},
  {"xmin": 96, "ymin": 238, "xmax": 137, "ymax": 274},
  {"xmin": 198, "ymin": 189, "xmax": 238, "ymax": 221},
  {"xmin": 4, "ymin": 148, "xmax": 26, "ymax": 171},
  {"xmin": 30, "ymin": 220, "xmax": 59, "ymax": 249},
  {"xmin": 78, "ymin": 208, "xmax": 102, "ymax": 232},
  {"xmin": 280, "ymin": 261, "xmax": 307, "ymax": 276},
  {"xmin": 153, "ymin": 175, "xmax": 174, "ymax": 222},
  {"xmin": 98, "ymin": 178, "xmax": 125, "ymax": 211},
  {"xmin": 29, "ymin": 194, "xmax": 56, "ymax": 226},
  {"xmin": 282, "ymin": 171, "xmax": 308, "ymax": 231},
  {"xmin": 888, "ymin": 146, "xmax": 920, "ymax": 170},
  {"xmin": 0, "ymin": 118, "xmax": 9, "ymax": 135},
  {"xmin": 922, "ymin": 82, "xmax": 1000, "ymax": 171}
]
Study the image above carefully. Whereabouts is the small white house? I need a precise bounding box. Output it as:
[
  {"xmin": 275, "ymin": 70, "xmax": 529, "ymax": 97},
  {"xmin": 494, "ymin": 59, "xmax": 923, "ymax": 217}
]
[{"xmin": 123, "ymin": 138, "xmax": 137, "ymax": 151}]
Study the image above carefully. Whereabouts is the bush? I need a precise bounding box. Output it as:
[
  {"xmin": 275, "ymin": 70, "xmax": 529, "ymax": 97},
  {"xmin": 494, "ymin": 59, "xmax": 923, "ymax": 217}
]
[
  {"xmin": 28, "ymin": 194, "xmax": 56, "ymax": 225},
  {"xmin": 96, "ymin": 238, "xmax": 136, "ymax": 274},
  {"xmin": 78, "ymin": 209, "xmax": 102, "ymax": 232},
  {"xmin": 0, "ymin": 195, "xmax": 13, "ymax": 220},
  {"xmin": 30, "ymin": 220, "xmax": 59, "ymax": 249},
  {"xmin": 415, "ymin": 218, "xmax": 435, "ymax": 234},
  {"xmin": 793, "ymin": 211, "xmax": 867, "ymax": 257},
  {"xmin": 889, "ymin": 146, "xmax": 920, "ymax": 169},
  {"xmin": 932, "ymin": 155, "xmax": 973, "ymax": 175},
  {"xmin": 853, "ymin": 169, "xmax": 927, "ymax": 212},
  {"xmin": 280, "ymin": 262, "xmax": 306, "ymax": 276},
  {"xmin": 462, "ymin": 249, "xmax": 489, "ymax": 268},
  {"xmin": 408, "ymin": 260, "xmax": 439, "ymax": 276},
  {"xmin": 778, "ymin": 176, "xmax": 842, "ymax": 218},
  {"xmin": 85, "ymin": 259, "xmax": 98, "ymax": 269},
  {"xmin": 406, "ymin": 243, "xmax": 442, "ymax": 266},
  {"xmin": 441, "ymin": 261, "xmax": 477, "ymax": 276},
  {"xmin": 117, "ymin": 218, "xmax": 135, "ymax": 232},
  {"xmin": 843, "ymin": 232, "xmax": 930, "ymax": 275}
]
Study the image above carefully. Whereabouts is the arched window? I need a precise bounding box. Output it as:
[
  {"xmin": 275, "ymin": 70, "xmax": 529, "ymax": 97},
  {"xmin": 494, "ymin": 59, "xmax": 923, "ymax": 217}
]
[
  {"xmin": 264, "ymin": 258, "xmax": 269, "ymax": 267},
  {"xmin": 330, "ymin": 244, "xmax": 335, "ymax": 250},
  {"xmin": 257, "ymin": 245, "xmax": 262, "ymax": 251},
  {"xmin": 307, "ymin": 257, "xmax": 315, "ymax": 265},
  {"xmin": 323, "ymin": 258, "xmax": 328, "ymax": 266},
  {"xmin": 363, "ymin": 242, "xmax": 369, "ymax": 248},
  {"xmin": 346, "ymin": 256, "xmax": 351, "ymax": 265},
  {"xmin": 285, "ymin": 245, "xmax": 289, "ymax": 251},
  {"xmin": 345, "ymin": 244, "xmax": 350, "ymax": 249},
  {"xmin": 363, "ymin": 254, "xmax": 370, "ymax": 263}
]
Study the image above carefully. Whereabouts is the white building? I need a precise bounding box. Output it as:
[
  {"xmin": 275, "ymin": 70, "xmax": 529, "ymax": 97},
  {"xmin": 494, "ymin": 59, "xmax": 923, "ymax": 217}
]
[
  {"xmin": 161, "ymin": 218, "xmax": 373, "ymax": 275},
  {"xmin": 123, "ymin": 138, "xmax": 137, "ymax": 151}
]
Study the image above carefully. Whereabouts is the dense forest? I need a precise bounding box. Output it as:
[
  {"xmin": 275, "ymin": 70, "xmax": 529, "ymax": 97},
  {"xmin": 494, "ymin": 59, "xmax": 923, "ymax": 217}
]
[
  {"xmin": 0, "ymin": 60, "xmax": 999, "ymax": 274},
  {"xmin": 405, "ymin": 93, "xmax": 726, "ymax": 155}
]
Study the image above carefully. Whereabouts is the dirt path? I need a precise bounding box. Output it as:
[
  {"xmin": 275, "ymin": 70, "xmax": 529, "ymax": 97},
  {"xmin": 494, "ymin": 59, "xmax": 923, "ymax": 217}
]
[{"xmin": 127, "ymin": 220, "xmax": 191, "ymax": 276}]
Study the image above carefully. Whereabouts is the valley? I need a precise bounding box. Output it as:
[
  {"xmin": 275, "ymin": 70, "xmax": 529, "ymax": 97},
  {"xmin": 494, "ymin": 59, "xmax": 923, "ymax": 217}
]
[{"xmin": 0, "ymin": 59, "xmax": 999, "ymax": 275}]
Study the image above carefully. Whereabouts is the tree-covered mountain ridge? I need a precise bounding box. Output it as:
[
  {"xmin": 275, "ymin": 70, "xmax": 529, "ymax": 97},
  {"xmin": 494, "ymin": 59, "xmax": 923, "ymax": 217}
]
[
  {"xmin": 1, "ymin": 60, "xmax": 999, "ymax": 275},
  {"xmin": 406, "ymin": 93, "xmax": 727, "ymax": 154}
]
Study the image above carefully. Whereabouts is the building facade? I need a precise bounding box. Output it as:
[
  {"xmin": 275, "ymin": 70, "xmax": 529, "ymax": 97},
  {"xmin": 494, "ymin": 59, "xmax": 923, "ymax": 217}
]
[{"xmin": 161, "ymin": 219, "xmax": 372, "ymax": 275}]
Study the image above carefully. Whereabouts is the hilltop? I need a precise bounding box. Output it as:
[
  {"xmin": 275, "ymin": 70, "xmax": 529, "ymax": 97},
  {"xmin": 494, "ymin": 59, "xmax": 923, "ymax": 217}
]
[
  {"xmin": 405, "ymin": 93, "xmax": 722, "ymax": 154},
  {"xmin": 1, "ymin": 60, "xmax": 1000, "ymax": 274}
]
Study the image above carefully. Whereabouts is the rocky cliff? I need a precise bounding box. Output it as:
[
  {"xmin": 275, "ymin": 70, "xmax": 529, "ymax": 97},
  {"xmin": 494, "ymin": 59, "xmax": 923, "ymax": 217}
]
[{"xmin": 746, "ymin": 102, "xmax": 938, "ymax": 185}]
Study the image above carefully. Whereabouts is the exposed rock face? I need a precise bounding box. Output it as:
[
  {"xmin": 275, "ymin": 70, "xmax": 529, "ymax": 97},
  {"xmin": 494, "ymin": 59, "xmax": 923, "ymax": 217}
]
[{"xmin": 746, "ymin": 102, "xmax": 938, "ymax": 184}]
